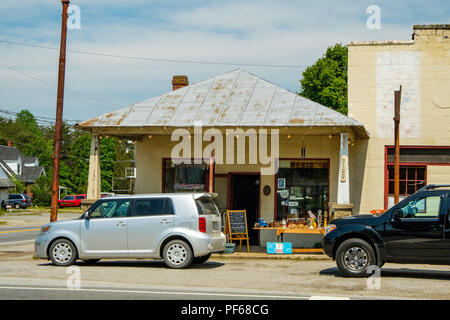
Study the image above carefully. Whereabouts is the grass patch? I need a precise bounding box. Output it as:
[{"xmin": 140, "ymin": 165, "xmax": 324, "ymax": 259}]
[{"xmin": 0, "ymin": 220, "xmax": 7, "ymax": 225}]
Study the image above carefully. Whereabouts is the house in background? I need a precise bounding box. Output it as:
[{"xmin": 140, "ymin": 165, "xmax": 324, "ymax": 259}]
[
  {"xmin": 0, "ymin": 161, "xmax": 15, "ymax": 205},
  {"xmin": 0, "ymin": 144, "xmax": 46, "ymax": 201}
]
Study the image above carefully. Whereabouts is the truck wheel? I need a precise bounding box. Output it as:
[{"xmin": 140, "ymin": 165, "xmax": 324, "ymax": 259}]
[
  {"xmin": 163, "ymin": 239, "xmax": 193, "ymax": 269},
  {"xmin": 193, "ymin": 253, "xmax": 211, "ymax": 264},
  {"xmin": 336, "ymin": 238, "xmax": 376, "ymax": 278},
  {"xmin": 49, "ymin": 239, "xmax": 78, "ymax": 266}
]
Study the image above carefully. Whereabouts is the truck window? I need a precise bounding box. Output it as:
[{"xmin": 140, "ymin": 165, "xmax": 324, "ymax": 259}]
[{"xmin": 399, "ymin": 195, "xmax": 440, "ymax": 219}]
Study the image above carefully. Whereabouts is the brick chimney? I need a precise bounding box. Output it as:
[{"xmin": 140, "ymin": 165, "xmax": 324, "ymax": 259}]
[
  {"xmin": 172, "ymin": 75, "xmax": 189, "ymax": 91},
  {"xmin": 7, "ymin": 140, "xmax": 12, "ymax": 147}
]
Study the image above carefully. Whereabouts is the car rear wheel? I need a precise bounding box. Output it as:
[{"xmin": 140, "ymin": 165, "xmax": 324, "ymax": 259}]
[
  {"xmin": 193, "ymin": 253, "xmax": 211, "ymax": 264},
  {"xmin": 14, "ymin": 203, "xmax": 20, "ymax": 209},
  {"xmin": 163, "ymin": 239, "xmax": 193, "ymax": 269},
  {"xmin": 49, "ymin": 239, "xmax": 78, "ymax": 266},
  {"xmin": 336, "ymin": 238, "xmax": 376, "ymax": 278}
]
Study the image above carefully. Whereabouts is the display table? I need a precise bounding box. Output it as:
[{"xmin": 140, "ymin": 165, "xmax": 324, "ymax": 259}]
[{"xmin": 253, "ymin": 227, "xmax": 325, "ymax": 253}]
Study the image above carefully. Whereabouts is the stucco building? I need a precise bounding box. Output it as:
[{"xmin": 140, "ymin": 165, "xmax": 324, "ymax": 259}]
[{"xmin": 77, "ymin": 24, "xmax": 450, "ymax": 247}]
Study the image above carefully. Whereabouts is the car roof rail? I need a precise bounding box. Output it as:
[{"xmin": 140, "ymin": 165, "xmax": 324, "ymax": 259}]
[{"xmin": 417, "ymin": 184, "xmax": 450, "ymax": 192}]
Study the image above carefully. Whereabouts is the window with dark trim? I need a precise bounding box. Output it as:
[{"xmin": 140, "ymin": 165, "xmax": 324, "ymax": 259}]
[{"xmin": 387, "ymin": 166, "xmax": 426, "ymax": 196}]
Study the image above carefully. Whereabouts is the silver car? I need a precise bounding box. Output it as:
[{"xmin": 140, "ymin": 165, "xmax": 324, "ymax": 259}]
[{"xmin": 35, "ymin": 193, "xmax": 226, "ymax": 269}]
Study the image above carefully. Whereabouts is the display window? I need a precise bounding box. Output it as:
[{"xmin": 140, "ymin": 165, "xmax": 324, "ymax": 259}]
[
  {"xmin": 163, "ymin": 159, "xmax": 210, "ymax": 193},
  {"xmin": 275, "ymin": 160, "xmax": 329, "ymax": 221}
]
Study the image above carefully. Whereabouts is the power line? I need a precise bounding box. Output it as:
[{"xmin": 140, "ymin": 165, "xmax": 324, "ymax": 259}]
[
  {"xmin": 0, "ymin": 39, "xmax": 310, "ymax": 69},
  {"xmin": 0, "ymin": 58, "xmax": 123, "ymax": 108},
  {"xmin": 0, "ymin": 106, "xmax": 81, "ymax": 123}
]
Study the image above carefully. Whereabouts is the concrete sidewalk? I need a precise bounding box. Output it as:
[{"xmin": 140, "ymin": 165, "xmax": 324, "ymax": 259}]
[{"xmin": 213, "ymin": 245, "xmax": 330, "ymax": 261}]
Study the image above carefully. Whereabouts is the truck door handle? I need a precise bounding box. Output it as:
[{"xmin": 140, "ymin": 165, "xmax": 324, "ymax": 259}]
[
  {"xmin": 116, "ymin": 222, "xmax": 126, "ymax": 227},
  {"xmin": 160, "ymin": 219, "xmax": 171, "ymax": 224}
]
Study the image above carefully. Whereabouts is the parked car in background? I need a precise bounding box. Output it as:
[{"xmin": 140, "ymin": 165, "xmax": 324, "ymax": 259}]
[
  {"xmin": 57, "ymin": 194, "xmax": 86, "ymax": 208},
  {"xmin": 101, "ymin": 192, "xmax": 115, "ymax": 198},
  {"xmin": 323, "ymin": 184, "xmax": 450, "ymax": 277},
  {"xmin": 1, "ymin": 194, "xmax": 32, "ymax": 209},
  {"xmin": 35, "ymin": 192, "xmax": 226, "ymax": 269}
]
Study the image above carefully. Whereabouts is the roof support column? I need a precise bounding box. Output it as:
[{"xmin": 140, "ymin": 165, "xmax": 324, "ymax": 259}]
[
  {"xmin": 331, "ymin": 132, "xmax": 354, "ymax": 219},
  {"xmin": 337, "ymin": 133, "xmax": 350, "ymax": 204},
  {"xmin": 87, "ymin": 134, "xmax": 101, "ymax": 201}
]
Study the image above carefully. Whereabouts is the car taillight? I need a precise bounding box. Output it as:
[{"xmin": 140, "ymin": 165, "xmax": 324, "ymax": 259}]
[
  {"xmin": 22, "ymin": 199, "xmax": 27, "ymax": 203},
  {"xmin": 199, "ymin": 217, "xmax": 206, "ymax": 233}
]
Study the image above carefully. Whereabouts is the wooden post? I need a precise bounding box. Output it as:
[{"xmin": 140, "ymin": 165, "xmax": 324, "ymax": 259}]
[
  {"xmin": 394, "ymin": 86, "xmax": 402, "ymax": 205},
  {"xmin": 50, "ymin": 0, "xmax": 70, "ymax": 222},
  {"xmin": 208, "ymin": 157, "xmax": 214, "ymax": 193}
]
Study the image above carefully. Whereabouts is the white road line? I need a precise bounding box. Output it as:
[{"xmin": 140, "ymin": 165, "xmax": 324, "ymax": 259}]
[
  {"xmin": 0, "ymin": 240, "xmax": 35, "ymax": 245},
  {"xmin": 0, "ymin": 285, "xmax": 310, "ymax": 299}
]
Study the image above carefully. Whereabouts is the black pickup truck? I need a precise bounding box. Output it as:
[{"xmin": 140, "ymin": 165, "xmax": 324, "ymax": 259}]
[{"xmin": 323, "ymin": 185, "xmax": 450, "ymax": 277}]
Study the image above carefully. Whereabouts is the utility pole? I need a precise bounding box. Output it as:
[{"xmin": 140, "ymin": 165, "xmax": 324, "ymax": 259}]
[
  {"xmin": 50, "ymin": 0, "xmax": 70, "ymax": 222},
  {"xmin": 393, "ymin": 85, "xmax": 402, "ymax": 205}
]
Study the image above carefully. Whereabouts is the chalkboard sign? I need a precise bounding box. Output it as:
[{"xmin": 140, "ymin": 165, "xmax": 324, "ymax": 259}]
[
  {"xmin": 225, "ymin": 210, "xmax": 249, "ymax": 252},
  {"xmin": 227, "ymin": 210, "xmax": 247, "ymax": 234}
]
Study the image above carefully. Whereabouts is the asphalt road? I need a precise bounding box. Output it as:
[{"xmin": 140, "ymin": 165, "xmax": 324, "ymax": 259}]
[
  {"xmin": 0, "ymin": 284, "xmax": 319, "ymax": 300},
  {"xmin": 0, "ymin": 226, "xmax": 40, "ymax": 246},
  {"xmin": 0, "ymin": 226, "xmax": 449, "ymax": 300},
  {"xmin": 0, "ymin": 245, "xmax": 449, "ymax": 300}
]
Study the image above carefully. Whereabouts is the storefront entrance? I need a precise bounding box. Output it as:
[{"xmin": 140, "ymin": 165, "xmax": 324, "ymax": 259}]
[{"xmin": 230, "ymin": 173, "xmax": 260, "ymax": 245}]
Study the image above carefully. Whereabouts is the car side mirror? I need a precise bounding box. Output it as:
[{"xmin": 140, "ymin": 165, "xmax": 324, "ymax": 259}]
[{"xmin": 84, "ymin": 211, "xmax": 90, "ymax": 220}]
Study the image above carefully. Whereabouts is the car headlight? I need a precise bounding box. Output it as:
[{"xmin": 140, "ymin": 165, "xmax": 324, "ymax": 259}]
[{"xmin": 324, "ymin": 224, "xmax": 337, "ymax": 235}]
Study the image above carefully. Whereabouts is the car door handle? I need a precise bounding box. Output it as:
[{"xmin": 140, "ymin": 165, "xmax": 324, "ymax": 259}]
[
  {"xmin": 116, "ymin": 221, "xmax": 127, "ymax": 227},
  {"xmin": 160, "ymin": 219, "xmax": 171, "ymax": 224}
]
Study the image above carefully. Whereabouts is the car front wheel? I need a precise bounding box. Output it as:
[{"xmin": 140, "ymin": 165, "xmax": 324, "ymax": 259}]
[
  {"xmin": 49, "ymin": 239, "xmax": 78, "ymax": 266},
  {"xmin": 163, "ymin": 240, "xmax": 193, "ymax": 269},
  {"xmin": 336, "ymin": 238, "xmax": 376, "ymax": 278}
]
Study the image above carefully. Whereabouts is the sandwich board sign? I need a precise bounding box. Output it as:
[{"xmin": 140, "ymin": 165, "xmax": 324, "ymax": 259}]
[{"xmin": 225, "ymin": 210, "xmax": 249, "ymax": 252}]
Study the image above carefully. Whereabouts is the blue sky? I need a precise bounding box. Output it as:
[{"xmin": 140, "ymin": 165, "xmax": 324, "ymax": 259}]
[{"xmin": 0, "ymin": 0, "xmax": 448, "ymax": 122}]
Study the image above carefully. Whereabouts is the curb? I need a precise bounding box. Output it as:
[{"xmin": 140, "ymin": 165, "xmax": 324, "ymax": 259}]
[{"xmin": 211, "ymin": 253, "xmax": 332, "ymax": 261}]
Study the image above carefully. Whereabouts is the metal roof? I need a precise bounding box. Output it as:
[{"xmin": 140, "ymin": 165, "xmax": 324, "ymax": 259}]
[{"xmin": 77, "ymin": 69, "xmax": 368, "ymax": 137}]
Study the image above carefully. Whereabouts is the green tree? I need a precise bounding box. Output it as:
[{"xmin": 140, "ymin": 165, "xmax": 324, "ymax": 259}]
[{"xmin": 299, "ymin": 43, "xmax": 348, "ymax": 115}]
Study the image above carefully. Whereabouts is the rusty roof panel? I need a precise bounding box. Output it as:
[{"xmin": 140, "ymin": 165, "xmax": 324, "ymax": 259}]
[
  {"xmin": 269, "ymin": 87, "xmax": 296, "ymax": 109},
  {"xmin": 147, "ymin": 89, "xmax": 186, "ymax": 125},
  {"xmin": 194, "ymin": 71, "xmax": 237, "ymax": 125},
  {"xmin": 241, "ymin": 79, "xmax": 276, "ymax": 124},
  {"xmin": 96, "ymin": 106, "xmax": 131, "ymax": 126},
  {"xmin": 218, "ymin": 71, "xmax": 257, "ymax": 124},
  {"xmin": 77, "ymin": 69, "xmax": 367, "ymax": 137},
  {"xmin": 265, "ymin": 108, "xmax": 292, "ymax": 125},
  {"xmin": 289, "ymin": 96, "xmax": 317, "ymax": 126},
  {"xmin": 120, "ymin": 96, "xmax": 160, "ymax": 126}
]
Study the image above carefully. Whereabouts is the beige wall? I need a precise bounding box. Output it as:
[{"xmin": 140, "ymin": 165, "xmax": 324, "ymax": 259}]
[
  {"xmin": 427, "ymin": 166, "xmax": 450, "ymax": 185},
  {"xmin": 348, "ymin": 26, "xmax": 450, "ymax": 213}
]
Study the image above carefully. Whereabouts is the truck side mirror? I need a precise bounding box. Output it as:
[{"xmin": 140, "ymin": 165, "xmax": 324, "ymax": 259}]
[{"xmin": 392, "ymin": 208, "xmax": 403, "ymax": 221}]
